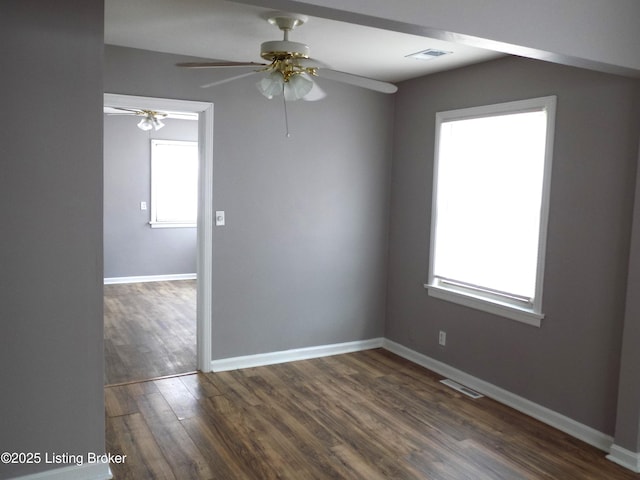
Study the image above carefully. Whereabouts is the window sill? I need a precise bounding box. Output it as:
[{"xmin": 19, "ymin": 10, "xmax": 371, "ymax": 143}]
[
  {"xmin": 149, "ymin": 222, "xmax": 197, "ymax": 229},
  {"xmin": 424, "ymin": 284, "xmax": 543, "ymax": 327}
]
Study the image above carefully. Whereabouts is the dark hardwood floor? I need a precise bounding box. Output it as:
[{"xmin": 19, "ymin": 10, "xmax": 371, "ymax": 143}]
[
  {"xmin": 104, "ymin": 280, "xmax": 197, "ymax": 385},
  {"xmin": 105, "ymin": 349, "xmax": 637, "ymax": 479}
]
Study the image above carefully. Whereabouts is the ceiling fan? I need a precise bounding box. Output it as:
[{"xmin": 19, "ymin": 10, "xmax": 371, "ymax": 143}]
[
  {"xmin": 105, "ymin": 107, "xmax": 168, "ymax": 131},
  {"xmin": 176, "ymin": 12, "xmax": 398, "ymax": 102}
]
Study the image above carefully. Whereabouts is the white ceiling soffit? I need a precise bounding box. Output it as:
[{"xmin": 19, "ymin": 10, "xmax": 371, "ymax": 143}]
[{"xmin": 104, "ymin": 0, "xmax": 505, "ymax": 83}]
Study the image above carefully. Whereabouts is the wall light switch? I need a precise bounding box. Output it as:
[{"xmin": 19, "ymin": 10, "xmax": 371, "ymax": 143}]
[
  {"xmin": 140, "ymin": 201, "xmax": 147, "ymax": 211},
  {"xmin": 215, "ymin": 211, "xmax": 225, "ymax": 226}
]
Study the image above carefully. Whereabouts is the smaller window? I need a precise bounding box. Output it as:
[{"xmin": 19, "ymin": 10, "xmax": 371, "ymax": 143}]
[
  {"xmin": 426, "ymin": 96, "xmax": 556, "ymax": 326},
  {"xmin": 150, "ymin": 139, "xmax": 198, "ymax": 228}
]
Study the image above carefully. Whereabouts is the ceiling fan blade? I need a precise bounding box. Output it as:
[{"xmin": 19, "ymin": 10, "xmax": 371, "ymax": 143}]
[
  {"xmin": 104, "ymin": 106, "xmax": 141, "ymax": 116},
  {"xmin": 201, "ymin": 70, "xmax": 260, "ymax": 88},
  {"xmin": 177, "ymin": 61, "xmax": 266, "ymax": 69},
  {"xmin": 298, "ymin": 57, "xmax": 330, "ymax": 69},
  {"xmin": 106, "ymin": 106, "xmax": 141, "ymax": 114},
  {"xmin": 317, "ymin": 69, "xmax": 398, "ymax": 94}
]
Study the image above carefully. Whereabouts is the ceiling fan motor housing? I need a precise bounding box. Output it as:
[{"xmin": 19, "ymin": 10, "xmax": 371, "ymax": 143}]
[{"xmin": 260, "ymin": 40, "xmax": 310, "ymax": 61}]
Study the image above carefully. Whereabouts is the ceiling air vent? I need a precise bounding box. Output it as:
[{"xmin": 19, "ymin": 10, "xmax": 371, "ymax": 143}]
[{"xmin": 406, "ymin": 48, "xmax": 452, "ymax": 61}]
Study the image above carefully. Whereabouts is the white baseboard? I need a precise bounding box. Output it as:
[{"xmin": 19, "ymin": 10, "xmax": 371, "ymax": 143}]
[
  {"xmin": 8, "ymin": 463, "xmax": 112, "ymax": 480},
  {"xmin": 210, "ymin": 337, "xmax": 384, "ymax": 372},
  {"xmin": 103, "ymin": 273, "xmax": 196, "ymax": 285},
  {"xmin": 607, "ymin": 444, "xmax": 640, "ymax": 472},
  {"xmin": 382, "ymin": 338, "xmax": 614, "ymax": 453}
]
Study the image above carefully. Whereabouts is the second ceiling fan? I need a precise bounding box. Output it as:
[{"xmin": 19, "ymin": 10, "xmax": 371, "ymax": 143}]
[{"xmin": 177, "ymin": 12, "xmax": 398, "ymax": 101}]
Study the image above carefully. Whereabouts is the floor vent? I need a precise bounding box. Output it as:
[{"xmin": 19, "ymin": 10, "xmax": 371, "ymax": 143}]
[{"xmin": 440, "ymin": 379, "xmax": 484, "ymax": 399}]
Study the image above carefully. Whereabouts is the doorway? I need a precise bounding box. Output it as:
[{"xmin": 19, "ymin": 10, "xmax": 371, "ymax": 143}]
[{"xmin": 103, "ymin": 93, "xmax": 213, "ymax": 383}]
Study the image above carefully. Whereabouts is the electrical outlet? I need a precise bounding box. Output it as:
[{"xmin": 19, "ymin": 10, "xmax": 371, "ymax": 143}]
[
  {"xmin": 140, "ymin": 201, "xmax": 147, "ymax": 211},
  {"xmin": 439, "ymin": 330, "xmax": 447, "ymax": 346}
]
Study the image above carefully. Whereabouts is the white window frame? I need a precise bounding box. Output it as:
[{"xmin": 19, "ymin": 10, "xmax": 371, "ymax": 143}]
[
  {"xmin": 149, "ymin": 139, "xmax": 199, "ymax": 229},
  {"xmin": 425, "ymin": 96, "xmax": 557, "ymax": 327}
]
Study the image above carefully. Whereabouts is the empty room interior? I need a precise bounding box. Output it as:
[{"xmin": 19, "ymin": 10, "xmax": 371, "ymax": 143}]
[{"xmin": 4, "ymin": 1, "xmax": 640, "ymax": 479}]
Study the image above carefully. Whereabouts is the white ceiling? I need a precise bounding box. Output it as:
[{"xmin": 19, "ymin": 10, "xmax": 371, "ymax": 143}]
[{"xmin": 104, "ymin": 0, "xmax": 506, "ymax": 85}]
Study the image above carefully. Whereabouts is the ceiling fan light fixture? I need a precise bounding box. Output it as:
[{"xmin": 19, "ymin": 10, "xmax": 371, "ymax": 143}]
[
  {"xmin": 136, "ymin": 111, "xmax": 166, "ymax": 131},
  {"xmin": 137, "ymin": 116, "xmax": 154, "ymax": 131},
  {"xmin": 151, "ymin": 116, "xmax": 165, "ymax": 130},
  {"xmin": 284, "ymin": 73, "xmax": 314, "ymax": 101},
  {"xmin": 257, "ymin": 71, "xmax": 285, "ymax": 99},
  {"xmin": 256, "ymin": 70, "xmax": 314, "ymax": 101}
]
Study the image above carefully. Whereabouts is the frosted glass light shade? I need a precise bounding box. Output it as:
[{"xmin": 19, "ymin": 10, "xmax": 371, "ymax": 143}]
[
  {"xmin": 137, "ymin": 117, "xmax": 153, "ymax": 131},
  {"xmin": 256, "ymin": 72, "xmax": 285, "ymax": 99},
  {"xmin": 284, "ymin": 74, "xmax": 313, "ymax": 101},
  {"xmin": 152, "ymin": 117, "xmax": 165, "ymax": 130},
  {"xmin": 137, "ymin": 115, "xmax": 164, "ymax": 131},
  {"xmin": 256, "ymin": 71, "xmax": 314, "ymax": 101}
]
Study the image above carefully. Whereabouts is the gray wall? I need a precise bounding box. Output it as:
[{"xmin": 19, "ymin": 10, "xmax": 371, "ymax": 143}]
[
  {"xmin": 386, "ymin": 56, "xmax": 640, "ymax": 436},
  {"xmin": 103, "ymin": 115, "xmax": 198, "ymax": 278},
  {"xmin": 0, "ymin": 1, "xmax": 105, "ymax": 478},
  {"xmin": 105, "ymin": 45, "xmax": 393, "ymax": 359}
]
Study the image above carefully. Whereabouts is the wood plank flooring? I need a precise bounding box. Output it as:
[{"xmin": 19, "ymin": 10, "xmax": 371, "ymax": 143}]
[
  {"xmin": 105, "ymin": 349, "xmax": 637, "ymax": 479},
  {"xmin": 104, "ymin": 280, "xmax": 197, "ymax": 385}
]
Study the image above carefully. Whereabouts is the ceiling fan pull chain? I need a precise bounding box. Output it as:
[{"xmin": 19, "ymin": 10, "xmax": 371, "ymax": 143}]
[{"xmin": 282, "ymin": 88, "xmax": 291, "ymax": 138}]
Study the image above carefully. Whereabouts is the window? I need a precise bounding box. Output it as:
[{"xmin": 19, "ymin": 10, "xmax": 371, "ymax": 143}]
[
  {"xmin": 426, "ymin": 96, "xmax": 556, "ymax": 326},
  {"xmin": 150, "ymin": 139, "xmax": 198, "ymax": 228}
]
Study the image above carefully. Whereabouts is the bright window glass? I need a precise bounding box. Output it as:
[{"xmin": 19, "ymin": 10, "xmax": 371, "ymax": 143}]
[{"xmin": 150, "ymin": 140, "xmax": 198, "ymax": 227}]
